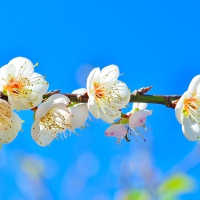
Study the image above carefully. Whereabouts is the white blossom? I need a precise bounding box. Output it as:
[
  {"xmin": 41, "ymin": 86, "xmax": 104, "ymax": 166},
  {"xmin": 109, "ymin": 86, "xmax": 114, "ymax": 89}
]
[
  {"xmin": 31, "ymin": 94, "xmax": 88, "ymax": 146},
  {"xmin": 0, "ymin": 99, "xmax": 22, "ymax": 145},
  {"xmin": 87, "ymin": 65, "xmax": 130, "ymax": 123},
  {"xmin": 0, "ymin": 57, "xmax": 49, "ymax": 110},
  {"xmin": 175, "ymin": 75, "xmax": 200, "ymax": 141}
]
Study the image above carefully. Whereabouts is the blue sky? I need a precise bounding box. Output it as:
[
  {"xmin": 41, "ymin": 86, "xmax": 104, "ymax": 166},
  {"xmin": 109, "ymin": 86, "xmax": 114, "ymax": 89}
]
[{"xmin": 0, "ymin": 0, "xmax": 200, "ymax": 199}]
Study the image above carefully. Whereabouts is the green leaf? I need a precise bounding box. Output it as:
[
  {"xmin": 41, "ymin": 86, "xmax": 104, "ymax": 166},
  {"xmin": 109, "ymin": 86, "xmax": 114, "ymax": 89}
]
[
  {"xmin": 157, "ymin": 173, "xmax": 195, "ymax": 198},
  {"xmin": 123, "ymin": 190, "xmax": 150, "ymax": 200}
]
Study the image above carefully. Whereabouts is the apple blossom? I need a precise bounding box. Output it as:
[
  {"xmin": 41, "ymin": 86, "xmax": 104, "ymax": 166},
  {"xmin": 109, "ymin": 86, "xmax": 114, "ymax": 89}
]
[
  {"xmin": 87, "ymin": 64, "xmax": 130, "ymax": 123},
  {"xmin": 0, "ymin": 99, "xmax": 22, "ymax": 145},
  {"xmin": 31, "ymin": 94, "xmax": 88, "ymax": 146},
  {"xmin": 0, "ymin": 57, "xmax": 49, "ymax": 110},
  {"xmin": 175, "ymin": 75, "xmax": 200, "ymax": 141}
]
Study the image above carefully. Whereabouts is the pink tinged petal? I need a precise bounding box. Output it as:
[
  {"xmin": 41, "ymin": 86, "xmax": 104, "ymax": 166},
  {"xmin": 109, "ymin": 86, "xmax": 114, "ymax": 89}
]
[
  {"xmin": 69, "ymin": 104, "xmax": 88, "ymax": 130},
  {"xmin": 86, "ymin": 68, "xmax": 100, "ymax": 95},
  {"xmin": 105, "ymin": 124, "xmax": 127, "ymax": 138},
  {"xmin": 99, "ymin": 65, "xmax": 119, "ymax": 83},
  {"xmin": 187, "ymin": 75, "xmax": 200, "ymax": 94},
  {"xmin": 8, "ymin": 57, "xmax": 34, "ymax": 78},
  {"xmin": 175, "ymin": 92, "xmax": 188, "ymax": 124},
  {"xmin": 129, "ymin": 110, "xmax": 152, "ymax": 128},
  {"xmin": 72, "ymin": 88, "xmax": 87, "ymax": 98},
  {"xmin": 87, "ymin": 95, "xmax": 100, "ymax": 119},
  {"xmin": 182, "ymin": 117, "xmax": 200, "ymax": 141},
  {"xmin": 0, "ymin": 112, "xmax": 21, "ymax": 144},
  {"xmin": 53, "ymin": 104, "xmax": 72, "ymax": 127},
  {"xmin": 46, "ymin": 94, "xmax": 70, "ymax": 105}
]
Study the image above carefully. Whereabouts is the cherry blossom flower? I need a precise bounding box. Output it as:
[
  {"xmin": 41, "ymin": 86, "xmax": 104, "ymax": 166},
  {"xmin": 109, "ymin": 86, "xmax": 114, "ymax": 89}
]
[
  {"xmin": 0, "ymin": 57, "xmax": 49, "ymax": 110},
  {"xmin": 105, "ymin": 103, "xmax": 152, "ymax": 142},
  {"xmin": 129, "ymin": 103, "xmax": 152, "ymax": 130},
  {"xmin": 0, "ymin": 99, "xmax": 22, "ymax": 145},
  {"xmin": 86, "ymin": 64, "xmax": 130, "ymax": 123},
  {"xmin": 175, "ymin": 75, "xmax": 200, "ymax": 141},
  {"xmin": 31, "ymin": 94, "xmax": 88, "ymax": 147}
]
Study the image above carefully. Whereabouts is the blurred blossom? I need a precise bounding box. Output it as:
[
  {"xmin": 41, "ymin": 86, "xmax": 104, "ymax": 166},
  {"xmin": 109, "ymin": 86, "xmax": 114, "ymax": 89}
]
[
  {"xmin": 11, "ymin": 151, "xmax": 57, "ymax": 200},
  {"xmin": 92, "ymin": 193, "xmax": 112, "ymax": 200},
  {"xmin": 61, "ymin": 164, "xmax": 86, "ymax": 200}
]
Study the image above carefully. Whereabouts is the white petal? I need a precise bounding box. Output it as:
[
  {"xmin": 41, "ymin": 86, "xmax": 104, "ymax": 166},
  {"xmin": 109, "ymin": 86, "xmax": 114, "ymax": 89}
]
[
  {"xmin": 46, "ymin": 94, "xmax": 70, "ymax": 105},
  {"xmin": 8, "ymin": 57, "xmax": 34, "ymax": 78},
  {"xmin": 98, "ymin": 107, "xmax": 121, "ymax": 124},
  {"xmin": 188, "ymin": 75, "xmax": 200, "ymax": 94},
  {"xmin": 53, "ymin": 103, "xmax": 72, "ymax": 126},
  {"xmin": 175, "ymin": 92, "xmax": 188, "ymax": 124},
  {"xmin": 8, "ymin": 95, "xmax": 43, "ymax": 110},
  {"xmin": 0, "ymin": 112, "xmax": 21, "ymax": 144},
  {"xmin": 28, "ymin": 72, "xmax": 49, "ymax": 94},
  {"xmin": 35, "ymin": 101, "xmax": 53, "ymax": 119},
  {"xmin": 99, "ymin": 65, "xmax": 119, "ymax": 83},
  {"xmin": 72, "ymin": 88, "xmax": 87, "ymax": 98},
  {"xmin": 69, "ymin": 104, "xmax": 88, "ymax": 130},
  {"xmin": 113, "ymin": 80, "xmax": 130, "ymax": 107},
  {"xmin": 86, "ymin": 68, "xmax": 100, "ymax": 95},
  {"xmin": 132, "ymin": 103, "xmax": 147, "ymax": 110},
  {"xmin": 5, "ymin": 64, "xmax": 17, "ymax": 79},
  {"xmin": 87, "ymin": 95, "xmax": 100, "ymax": 119},
  {"xmin": 31, "ymin": 122, "xmax": 54, "ymax": 146},
  {"xmin": 105, "ymin": 124, "xmax": 127, "ymax": 138},
  {"xmin": 31, "ymin": 120, "xmax": 40, "ymax": 141},
  {"xmin": 182, "ymin": 117, "xmax": 199, "ymax": 141},
  {"xmin": 0, "ymin": 64, "xmax": 11, "ymax": 90},
  {"xmin": 129, "ymin": 110, "xmax": 152, "ymax": 128}
]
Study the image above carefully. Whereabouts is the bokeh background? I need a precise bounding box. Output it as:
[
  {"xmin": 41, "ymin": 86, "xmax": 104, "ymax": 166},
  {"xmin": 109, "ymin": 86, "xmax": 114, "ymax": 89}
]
[{"xmin": 0, "ymin": 0, "xmax": 200, "ymax": 199}]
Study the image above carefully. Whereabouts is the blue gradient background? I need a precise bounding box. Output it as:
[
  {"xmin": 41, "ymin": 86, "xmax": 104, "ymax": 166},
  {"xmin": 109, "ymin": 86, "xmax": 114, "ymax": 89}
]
[{"xmin": 0, "ymin": 0, "xmax": 200, "ymax": 199}]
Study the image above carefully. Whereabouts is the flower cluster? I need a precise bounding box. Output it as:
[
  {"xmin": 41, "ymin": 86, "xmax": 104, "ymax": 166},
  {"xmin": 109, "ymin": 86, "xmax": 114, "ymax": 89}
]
[
  {"xmin": 1, "ymin": 55, "xmax": 199, "ymax": 148},
  {"xmin": 105, "ymin": 103, "xmax": 152, "ymax": 142},
  {"xmin": 1, "ymin": 57, "xmax": 149, "ymax": 148}
]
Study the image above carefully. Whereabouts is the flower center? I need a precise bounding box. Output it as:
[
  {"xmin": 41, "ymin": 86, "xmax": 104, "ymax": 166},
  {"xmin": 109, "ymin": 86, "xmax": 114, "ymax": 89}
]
[
  {"xmin": 40, "ymin": 108, "xmax": 72, "ymax": 134},
  {"xmin": 94, "ymin": 82, "xmax": 105, "ymax": 99},
  {"xmin": 3, "ymin": 78, "xmax": 25, "ymax": 96},
  {"xmin": 183, "ymin": 97, "xmax": 200, "ymax": 124}
]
